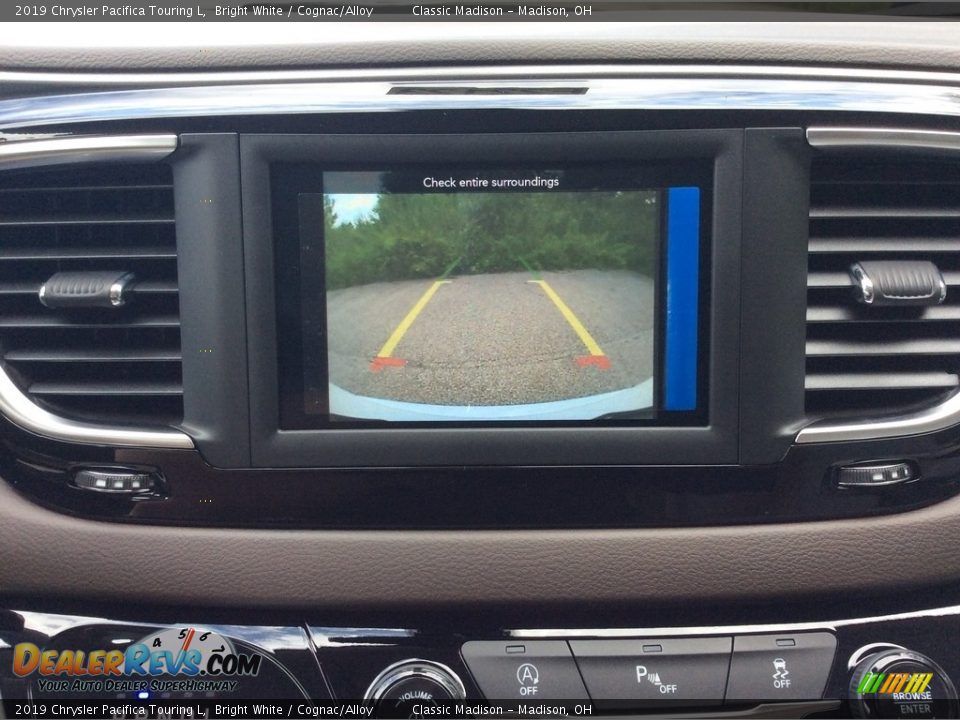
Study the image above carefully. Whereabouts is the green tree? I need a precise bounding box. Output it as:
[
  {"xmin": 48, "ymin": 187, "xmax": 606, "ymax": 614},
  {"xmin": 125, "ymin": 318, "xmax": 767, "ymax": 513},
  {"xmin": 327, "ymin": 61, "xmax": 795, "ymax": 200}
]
[{"xmin": 324, "ymin": 190, "xmax": 659, "ymax": 289}]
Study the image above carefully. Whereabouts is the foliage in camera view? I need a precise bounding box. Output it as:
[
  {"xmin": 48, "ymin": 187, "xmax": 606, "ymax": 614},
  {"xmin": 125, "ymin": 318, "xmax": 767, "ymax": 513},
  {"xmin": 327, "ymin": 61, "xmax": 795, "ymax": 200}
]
[{"xmin": 323, "ymin": 191, "xmax": 658, "ymax": 289}]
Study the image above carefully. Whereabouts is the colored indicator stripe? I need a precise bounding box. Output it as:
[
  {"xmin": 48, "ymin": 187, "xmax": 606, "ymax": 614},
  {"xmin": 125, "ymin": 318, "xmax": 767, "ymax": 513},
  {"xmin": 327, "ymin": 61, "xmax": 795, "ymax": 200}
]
[
  {"xmin": 904, "ymin": 673, "xmax": 929, "ymax": 693},
  {"xmin": 530, "ymin": 279, "xmax": 609, "ymax": 366},
  {"xmin": 371, "ymin": 279, "xmax": 451, "ymax": 369},
  {"xmin": 904, "ymin": 675, "xmax": 919, "ymax": 693},
  {"xmin": 174, "ymin": 627, "xmax": 196, "ymax": 671},
  {"xmin": 881, "ymin": 673, "xmax": 913, "ymax": 694},
  {"xmin": 180, "ymin": 627, "xmax": 195, "ymax": 653},
  {"xmin": 859, "ymin": 672, "xmax": 935, "ymax": 696},
  {"xmin": 664, "ymin": 186, "xmax": 701, "ymax": 411},
  {"xmin": 856, "ymin": 674, "xmax": 875, "ymax": 694}
]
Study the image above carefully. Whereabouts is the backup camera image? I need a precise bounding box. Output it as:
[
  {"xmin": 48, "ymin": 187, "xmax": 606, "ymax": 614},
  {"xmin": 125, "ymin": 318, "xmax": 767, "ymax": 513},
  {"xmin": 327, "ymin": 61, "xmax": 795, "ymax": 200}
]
[{"xmin": 312, "ymin": 170, "xmax": 698, "ymax": 422}]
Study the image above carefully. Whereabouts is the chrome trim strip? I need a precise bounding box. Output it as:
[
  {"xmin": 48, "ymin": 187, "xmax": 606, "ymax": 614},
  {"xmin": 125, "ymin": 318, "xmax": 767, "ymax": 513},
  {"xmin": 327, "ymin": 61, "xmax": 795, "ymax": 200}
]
[
  {"xmin": 6, "ymin": 63, "xmax": 960, "ymax": 89},
  {"xmin": 109, "ymin": 272, "xmax": 136, "ymax": 307},
  {"xmin": 808, "ymin": 126, "xmax": 960, "ymax": 153},
  {"xmin": 3, "ymin": 75, "xmax": 960, "ymax": 130},
  {"xmin": 0, "ymin": 369, "xmax": 192, "ymax": 449},
  {"xmin": 511, "ymin": 603, "xmax": 960, "ymax": 639},
  {"xmin": 0, "ymin": 134, "xmax": 191, "ymax": 449},
  {"xmin": 849, "ymin": 263, "xmax": 875, "ymax": 304},
  {"xmin": 797, "ymin": 392, "xmax": 960, "ymax": 445},
  {"xmin": 0, "ymin": 133, "xmax": 177, "ymax": 169},
  {"xmin": 799, "ymin": 126, "xmax": 960, "ymax": 445},
  {"xmin": 848, "ymin": 644, "xmax": 906, "ymax": 670}
]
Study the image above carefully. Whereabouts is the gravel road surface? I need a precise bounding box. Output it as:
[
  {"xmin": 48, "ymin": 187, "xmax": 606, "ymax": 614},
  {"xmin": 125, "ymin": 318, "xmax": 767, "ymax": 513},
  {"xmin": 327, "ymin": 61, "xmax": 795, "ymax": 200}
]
[{"xmin": 326, "ymin": 269, "xmax": 654, "ymax": 406}]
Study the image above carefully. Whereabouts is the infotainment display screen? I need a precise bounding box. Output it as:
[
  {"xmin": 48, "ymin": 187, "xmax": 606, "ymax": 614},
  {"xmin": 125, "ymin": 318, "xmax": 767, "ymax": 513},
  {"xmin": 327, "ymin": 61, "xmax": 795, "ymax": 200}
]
[{"xmin": 285, "ymin": 165, "xmax": 707, "ymax": 427}]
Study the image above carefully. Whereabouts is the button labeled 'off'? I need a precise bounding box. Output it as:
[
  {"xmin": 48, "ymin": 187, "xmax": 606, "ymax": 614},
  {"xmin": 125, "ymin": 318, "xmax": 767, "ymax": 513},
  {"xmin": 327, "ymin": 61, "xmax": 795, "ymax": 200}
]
[
  {"xmin": 569, "ymin": 637, "xmax": 732, "ymax": 706},
  {"xmin": 725, "ymin": 632, "xmax": 837, "ymax": 701},
  {"xmin": 461, "ymin": 641, "xmax": 588, "ymax": 700}
]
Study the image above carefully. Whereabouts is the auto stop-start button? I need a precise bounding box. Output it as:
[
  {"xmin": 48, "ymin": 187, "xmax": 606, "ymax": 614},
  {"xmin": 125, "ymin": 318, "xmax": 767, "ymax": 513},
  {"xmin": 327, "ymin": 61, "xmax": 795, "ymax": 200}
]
[{"xmin": 461, "ymin": 641, "xmax": 589, "ymax": 700}]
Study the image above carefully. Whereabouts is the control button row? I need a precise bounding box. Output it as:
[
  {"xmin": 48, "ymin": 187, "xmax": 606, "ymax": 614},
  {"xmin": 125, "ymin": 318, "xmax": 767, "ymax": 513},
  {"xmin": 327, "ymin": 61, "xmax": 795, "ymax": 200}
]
[{"xmin": 461, "ymin": 632, "xmax": 836, "ymax": 706}]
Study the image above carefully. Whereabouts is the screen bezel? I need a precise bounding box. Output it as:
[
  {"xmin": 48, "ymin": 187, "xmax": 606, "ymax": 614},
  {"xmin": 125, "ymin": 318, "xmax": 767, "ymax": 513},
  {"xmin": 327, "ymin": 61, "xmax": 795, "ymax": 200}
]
[
  {"xmin": 280, "ymin": 166, "xmax": 707, "ymax": 430},
  {"xmin": 240, "ymin": 131, "xmax": 742, "ymax": 467}
]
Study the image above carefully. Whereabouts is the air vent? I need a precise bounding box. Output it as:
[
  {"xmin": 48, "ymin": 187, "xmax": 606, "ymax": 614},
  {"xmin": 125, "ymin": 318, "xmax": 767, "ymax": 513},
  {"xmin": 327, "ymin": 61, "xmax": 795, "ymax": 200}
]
[
  {"xmin": 0, "ymin": 162, "xmax": 181, "ymax": 427},
  {"xmin": 806, "ymin": 152, "xmax": 960, "ymax": 421}
]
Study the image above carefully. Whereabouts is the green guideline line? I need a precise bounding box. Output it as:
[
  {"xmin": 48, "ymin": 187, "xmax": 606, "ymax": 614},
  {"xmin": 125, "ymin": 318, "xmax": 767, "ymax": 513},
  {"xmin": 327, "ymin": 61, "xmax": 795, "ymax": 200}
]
[
  {"xmin": 439, "ymin": 255, "xmax": 463, "ymax": 280},
  {"xmin": 516, "ymin": 255, "xmax": 542, "ymax": 281}
]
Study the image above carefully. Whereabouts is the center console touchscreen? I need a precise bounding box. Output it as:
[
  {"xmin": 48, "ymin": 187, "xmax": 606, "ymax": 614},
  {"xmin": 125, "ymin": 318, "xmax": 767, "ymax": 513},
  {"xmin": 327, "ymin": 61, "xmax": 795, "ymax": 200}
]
[
  {"xmin": 247, "ymin": 131, "xmax": 737, "ymax": 466},
  {"xmin": 286, "ymin": 165, "xmax": 707, "ymax": 427}
]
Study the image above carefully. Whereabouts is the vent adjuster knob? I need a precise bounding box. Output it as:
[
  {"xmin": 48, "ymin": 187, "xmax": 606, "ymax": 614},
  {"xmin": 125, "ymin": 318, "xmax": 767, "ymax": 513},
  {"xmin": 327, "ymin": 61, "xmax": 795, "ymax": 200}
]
[
  {"xmin": 39, "ymin": 271, "xmax": 136, "ymax": 309},
  {"xmin": 850, "ymin": 261, "xmax": 946, "ymax": 306}
]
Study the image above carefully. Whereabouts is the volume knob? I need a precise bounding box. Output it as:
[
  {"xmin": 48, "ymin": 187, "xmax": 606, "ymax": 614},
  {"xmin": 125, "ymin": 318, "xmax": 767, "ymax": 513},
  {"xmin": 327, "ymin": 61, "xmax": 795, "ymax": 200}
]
[{"xmin": 365, "ymin": 659, "xmax": 466, "ymax": 716}]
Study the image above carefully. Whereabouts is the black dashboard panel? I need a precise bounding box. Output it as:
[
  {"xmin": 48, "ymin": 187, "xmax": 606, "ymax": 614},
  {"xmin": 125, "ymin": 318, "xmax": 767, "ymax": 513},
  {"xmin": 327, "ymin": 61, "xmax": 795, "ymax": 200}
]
[
  {"xmin": 3, "ymin": 601, "xmax": 960, "ymax": 716},
  {"xmin": 242, "ymin": 130, "xmax": 739, "ymax": 468}
]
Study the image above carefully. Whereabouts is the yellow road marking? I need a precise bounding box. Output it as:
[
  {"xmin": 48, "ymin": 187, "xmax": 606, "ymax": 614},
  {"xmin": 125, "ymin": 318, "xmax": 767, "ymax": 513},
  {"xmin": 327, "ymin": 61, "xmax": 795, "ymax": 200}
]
[
  {"xmin": 376, "ymin": 280, "xmax": 451, "ymax": 358},
  {"xmin": 530, "ymin": 279, "xmax": 605, "ymax": 356}
]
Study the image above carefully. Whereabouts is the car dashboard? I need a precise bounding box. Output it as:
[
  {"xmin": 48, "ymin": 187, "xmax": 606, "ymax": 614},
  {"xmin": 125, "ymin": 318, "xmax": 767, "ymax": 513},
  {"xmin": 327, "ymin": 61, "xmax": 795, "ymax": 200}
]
[{"xmin": 1, "ymin": 20, "xmax": 960, "ymax": 719}]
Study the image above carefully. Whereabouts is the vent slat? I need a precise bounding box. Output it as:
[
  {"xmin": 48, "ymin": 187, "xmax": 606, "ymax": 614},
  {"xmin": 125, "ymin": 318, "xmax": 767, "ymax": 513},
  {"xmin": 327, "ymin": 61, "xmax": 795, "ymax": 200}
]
[
  {"xmin": 5, "ymin": 348, "xmax": 181, "ymax": 362},
  {"xmin": 810, "ymin": 207, "xmax": 960, "ymax": 219},
  {"xmin": 807, "ymin": 338, "xmax": 960, "ymax": 357},
  {"xmin": 0, "ymin": 282, "xmax": 42, "ymax": 296},
  {"xmin": 0, "ymin": 246, "xmax": 175, "ymax": 261},
  {"xmin": 812, "ymin": 179, "xmax": 960, "ymax": 186},
  {"xmin": 806, "ymin": 372, "xmax": 959, "ymax": 391},
  {"xmin": 807, "ymin": 271, "xmax": 855, "ymax": 289},
  {"xmin": 0, "ymin": 280, "xmax": 177, "ymax": 295},
  {"xmin": 28, "ymin": 381, "xmax": 183, "ymax": 396},
  {"xmin": 807, "ymin": 305, "xmax": 960, "ymax": 322},
  {"xmin": 810, "ymin": 237, "xmax": 960, "ymax": 253},
  {"xmin": 806, "ymin": 153, "xmax": 960, "ymax": 421},
  {"xmin": 0, "ymin": 162, "xmax": 182, "ymax": 426},
  {"xmin": 134, "ymin": 280, "xmax": 179, "ymax": 293},
  {"xmin": 0, "ymin": 217, "xmax": 173, "ymax": 227},
  {"xmin": 0, "ymin": 184, "xmax": 171, "ymax": 194},
  {"xmin": 808, "ymin": 270, "xmax": 960, "ymax": 289},
  {"xmin": 0, "ymin": 315, "xmax": 180, "ymax": 329}
]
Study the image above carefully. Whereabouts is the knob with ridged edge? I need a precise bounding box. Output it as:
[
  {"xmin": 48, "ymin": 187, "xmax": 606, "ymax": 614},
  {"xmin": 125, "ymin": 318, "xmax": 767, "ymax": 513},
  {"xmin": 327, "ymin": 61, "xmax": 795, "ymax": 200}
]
[
  {"xmin": 364, "ymin": 659, "xmax": 466, "ymax": 718},
  {"xmin": 849, "ymin": 646, "xmax": 958, "ymax": 719}
]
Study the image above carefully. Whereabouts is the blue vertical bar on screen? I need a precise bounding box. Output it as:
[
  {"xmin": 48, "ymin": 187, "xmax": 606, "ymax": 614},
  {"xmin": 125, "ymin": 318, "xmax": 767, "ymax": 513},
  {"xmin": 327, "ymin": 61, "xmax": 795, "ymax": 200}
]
[{"xmin": 664, "ymin": 186, "xmax": 700, "ymax": 411}]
